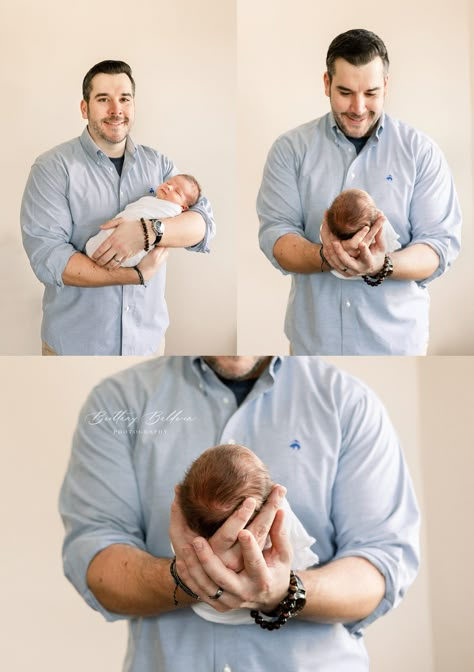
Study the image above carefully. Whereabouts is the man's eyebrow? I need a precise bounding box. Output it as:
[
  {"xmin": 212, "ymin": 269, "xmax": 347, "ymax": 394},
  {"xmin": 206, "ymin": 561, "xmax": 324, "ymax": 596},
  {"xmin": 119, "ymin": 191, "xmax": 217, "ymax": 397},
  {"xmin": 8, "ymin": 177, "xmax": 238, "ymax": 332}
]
[
  {"xmin": 336, "ymin": 85, "xmax": 381, "ymax": 93},
  {"xmin": 93, "ymin": 92, "xmax": 133, "ymax": 98}
]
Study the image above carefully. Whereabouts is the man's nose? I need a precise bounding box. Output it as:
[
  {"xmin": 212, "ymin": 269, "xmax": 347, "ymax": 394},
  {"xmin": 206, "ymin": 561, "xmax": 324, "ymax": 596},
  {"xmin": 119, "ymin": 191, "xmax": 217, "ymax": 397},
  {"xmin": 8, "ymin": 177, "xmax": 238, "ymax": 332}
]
[
  {"xmin": 108, "ymin": 100, "xmax": 123, "ymax": 115},
  {"xmin": 350, "ymin": 95, "xmax": 366, "ymax": 116}
]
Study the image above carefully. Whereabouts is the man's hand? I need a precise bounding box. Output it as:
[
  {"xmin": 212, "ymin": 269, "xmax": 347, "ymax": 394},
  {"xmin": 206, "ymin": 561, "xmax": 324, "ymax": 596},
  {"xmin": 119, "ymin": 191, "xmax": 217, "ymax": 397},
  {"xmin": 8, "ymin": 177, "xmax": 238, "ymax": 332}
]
[
  {"xmin": 92, "ymin": 218, "xmax": 148, "ymax": 267},
  {"xmin": 320, "ymin": 210, "xmax": 387, "ymax": 277},
  {"xmin": 169, "ymin": 484, "xmax": 287, "ymax": 572},
  {"xmin": 137, "ymin": 246, "xmax": 168, "ymax": 282},
  {"xmin": 178, "ymin": 508, "xmax": 293, "ymax": 614}
]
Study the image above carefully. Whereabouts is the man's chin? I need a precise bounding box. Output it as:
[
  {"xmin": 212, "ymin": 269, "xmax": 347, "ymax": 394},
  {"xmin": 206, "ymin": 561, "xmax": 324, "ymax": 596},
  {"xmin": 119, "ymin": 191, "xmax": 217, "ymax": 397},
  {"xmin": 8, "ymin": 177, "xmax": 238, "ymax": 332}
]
[{"xmin": 203, "ymin": 356, "xmax": 270, "ymax": 380}]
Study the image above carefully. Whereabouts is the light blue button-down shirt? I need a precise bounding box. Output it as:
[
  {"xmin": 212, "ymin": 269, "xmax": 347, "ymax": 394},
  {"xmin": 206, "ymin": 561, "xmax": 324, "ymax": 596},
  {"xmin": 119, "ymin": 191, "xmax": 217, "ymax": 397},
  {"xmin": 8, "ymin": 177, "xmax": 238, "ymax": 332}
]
[
  {"xmin": 21, "ymin": 128, "xmax": 215, "ymax": 355},
  {"xmin": 59, "ymin": 356, "xmax": 420, "ymax": 672},
  {"xmin": 257, "ymin": 113, "xmax": 461, "ymax": 354}
]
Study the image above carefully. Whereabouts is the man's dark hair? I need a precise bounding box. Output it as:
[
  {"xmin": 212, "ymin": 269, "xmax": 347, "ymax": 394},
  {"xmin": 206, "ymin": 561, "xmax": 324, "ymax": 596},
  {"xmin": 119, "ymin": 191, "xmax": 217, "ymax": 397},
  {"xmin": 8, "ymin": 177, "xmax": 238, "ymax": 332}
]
[
  {"xmin": 82, "ymin": 60, "xmax": 135, "ymax": 103},
  {"xmin": 326, "ymin": 29, "xmax": 389, "ymax": 82}
]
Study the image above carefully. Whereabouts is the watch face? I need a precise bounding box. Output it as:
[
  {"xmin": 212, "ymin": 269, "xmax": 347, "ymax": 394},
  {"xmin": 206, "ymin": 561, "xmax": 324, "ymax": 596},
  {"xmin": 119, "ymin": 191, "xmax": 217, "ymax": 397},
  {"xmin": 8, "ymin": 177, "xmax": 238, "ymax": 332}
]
[{"xmin": 290, "ymin": 573, "xmax": 306, "ymax": 614}]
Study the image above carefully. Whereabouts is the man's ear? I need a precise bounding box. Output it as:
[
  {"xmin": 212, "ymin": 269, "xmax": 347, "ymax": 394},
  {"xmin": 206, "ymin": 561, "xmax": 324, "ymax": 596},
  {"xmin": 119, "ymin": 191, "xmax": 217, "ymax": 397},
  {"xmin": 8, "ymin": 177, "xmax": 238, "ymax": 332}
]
[
  {"xmin": 323, "ymin": 71, "xmax": 330, "ymax": 97},
  {"xmin": 80, "ymin": 99, "xmax": 88, "ymax": 120}
]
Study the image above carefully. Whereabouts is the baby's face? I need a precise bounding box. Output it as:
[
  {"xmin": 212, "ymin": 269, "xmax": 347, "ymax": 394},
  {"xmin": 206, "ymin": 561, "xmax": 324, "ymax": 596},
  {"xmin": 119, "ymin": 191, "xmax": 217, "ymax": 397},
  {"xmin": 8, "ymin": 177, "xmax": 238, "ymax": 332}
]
[{"xmin": 156, "ymin": 176, "xmax": 194, "ymax": 209}]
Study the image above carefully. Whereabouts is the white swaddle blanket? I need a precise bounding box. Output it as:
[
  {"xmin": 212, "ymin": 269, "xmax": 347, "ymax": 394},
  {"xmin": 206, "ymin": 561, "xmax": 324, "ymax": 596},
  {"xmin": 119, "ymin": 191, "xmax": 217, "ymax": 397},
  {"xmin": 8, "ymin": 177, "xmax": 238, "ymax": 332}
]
[
  {"xmin": 192, "ymin": 497, "xmax": 319, "ymax": 625},
  {"xmin": 330, "ymin": 217, "xmax": 401, "ymax": 280},
  {"xmin": 85, "ymin": 197, "xmax": 181, "ymax": 267}
]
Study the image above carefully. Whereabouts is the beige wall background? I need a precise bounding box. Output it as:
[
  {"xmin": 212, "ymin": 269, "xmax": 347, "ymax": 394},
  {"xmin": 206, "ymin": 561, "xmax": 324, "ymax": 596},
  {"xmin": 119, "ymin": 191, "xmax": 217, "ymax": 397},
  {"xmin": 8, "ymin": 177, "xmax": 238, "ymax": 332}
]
[
  {"xmin": 1, "ymin": 355, "xmax": 473, "ymax": 671},
  {"xmin": 237, "ymin": 0, "xmax": 474, "ymax": 355},
  {"xmin": 0, "ymin": 0, "xmax": 236, "ymax": 355}
]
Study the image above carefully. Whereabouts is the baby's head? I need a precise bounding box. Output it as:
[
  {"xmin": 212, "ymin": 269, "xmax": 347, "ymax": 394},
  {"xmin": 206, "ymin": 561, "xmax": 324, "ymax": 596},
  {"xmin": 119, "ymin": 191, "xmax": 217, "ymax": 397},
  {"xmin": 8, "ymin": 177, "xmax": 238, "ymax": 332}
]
[
  {"xmin": 178, "ymin": 444, "xmax": 273, "ymax": 538},
  {"xmin": 155, "ymin": 174, "xmax": 201, "ymax": 210},
  {"xmin": 327, "ymin": 189, "xmax": 378, "ymax": 240}
]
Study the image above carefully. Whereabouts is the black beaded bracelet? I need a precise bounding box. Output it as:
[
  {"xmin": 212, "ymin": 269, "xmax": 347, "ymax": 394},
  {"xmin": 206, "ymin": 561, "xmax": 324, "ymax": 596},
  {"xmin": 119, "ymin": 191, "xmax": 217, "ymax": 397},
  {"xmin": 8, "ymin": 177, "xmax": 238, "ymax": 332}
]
[
  {"xmin": 140, "ymin": 217, "xmax": 150, "ymax": 252},
  {"xmin": 170, "ymin": 556, "xmax": 200, "ymax": 605},
  {"xmin": 133, "ymin": 266, "xmax": 146, "ymax": 287},
  {"xmin": 362, "ymin": 254, "xmax": 394, "ymax": 286}
]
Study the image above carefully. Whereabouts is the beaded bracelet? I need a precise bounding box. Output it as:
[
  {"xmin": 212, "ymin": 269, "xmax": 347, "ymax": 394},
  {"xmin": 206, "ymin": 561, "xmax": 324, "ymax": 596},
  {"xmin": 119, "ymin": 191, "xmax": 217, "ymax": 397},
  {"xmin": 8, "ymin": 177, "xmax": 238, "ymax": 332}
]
[
  {"xmin": 140, "ymin": 217, "xmax": 150, "ymax": 252},
  {"xmin": 169, "ymin": 556, "xmax": 200, "ymax": 605},
  {"xmin": 250, "ymin": 571, "xmax": 303, "ymax": 631},
  {"xmin": 362, "ymin": 254, "xmax": 394, "ymax": 286}
]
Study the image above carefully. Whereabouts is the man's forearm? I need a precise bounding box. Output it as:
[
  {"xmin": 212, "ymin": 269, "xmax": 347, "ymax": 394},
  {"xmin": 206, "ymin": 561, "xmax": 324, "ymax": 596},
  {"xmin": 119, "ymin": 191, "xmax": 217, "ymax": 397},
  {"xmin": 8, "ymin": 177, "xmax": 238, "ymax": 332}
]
[
  {"xmin": 390, "ymin": 243, "xmax": 440, "ymax": 281},
  {"xmin": 62, "ymin": 252, "xmax": 141, "ymax": 287},
  {"xmin": 87, "ymin": 544, "xmax": 194, "ymax": 616},
  {"xmin": 155, "ymin": 211, "xmax": 206, "ymax": 248},
  {"xmin": 298, "ymin": 557, "xmax": 385, "ymax": 623},
  {"xmin": 273, "ymin": 233, "xmax": 323, "ymax": 273}
]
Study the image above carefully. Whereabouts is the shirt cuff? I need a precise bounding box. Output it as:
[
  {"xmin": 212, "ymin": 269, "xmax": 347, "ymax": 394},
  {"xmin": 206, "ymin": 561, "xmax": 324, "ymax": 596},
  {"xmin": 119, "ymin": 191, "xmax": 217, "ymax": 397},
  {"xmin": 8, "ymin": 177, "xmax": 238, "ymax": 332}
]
[
  {"xmin": 63, "ymin": 535, "xmax": 147, "ymax": 623},
  {"xmin": 332, "ymin": 549, "xmax": 397, "ymax": 638},
  {"xmin": 259, "ymin": 228, "xmax": 307, "ymax": 275}
]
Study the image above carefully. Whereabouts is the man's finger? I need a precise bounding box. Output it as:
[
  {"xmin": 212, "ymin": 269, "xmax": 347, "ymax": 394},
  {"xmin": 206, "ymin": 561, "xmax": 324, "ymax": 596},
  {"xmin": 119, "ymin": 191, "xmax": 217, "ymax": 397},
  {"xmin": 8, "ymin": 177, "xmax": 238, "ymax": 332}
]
[
  {"xmin": 238, "ymin": 530, "xmax": 268, "ymax": 581},
  {"xmin": 209, "ymin": 497, "xmax": 257, "ymax": 555},
  {"xmin": 246, "ymin": 484, "xmax": 286, "ymax": 547},
  {"xmin": 99, "ymin": 217, "xmax": 121, "ymax": 230},
  {"xmin": 267, "ymin": 509, "xmax": 293, "ymax": 565}
]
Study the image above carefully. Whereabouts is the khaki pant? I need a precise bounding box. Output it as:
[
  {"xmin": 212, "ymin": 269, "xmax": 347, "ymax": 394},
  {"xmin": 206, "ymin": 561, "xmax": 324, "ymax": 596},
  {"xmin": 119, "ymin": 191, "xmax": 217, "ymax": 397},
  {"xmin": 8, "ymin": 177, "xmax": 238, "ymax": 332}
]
[{"xmin": 42, "ymin": 339, "xmax": 166, "ymax": 357}]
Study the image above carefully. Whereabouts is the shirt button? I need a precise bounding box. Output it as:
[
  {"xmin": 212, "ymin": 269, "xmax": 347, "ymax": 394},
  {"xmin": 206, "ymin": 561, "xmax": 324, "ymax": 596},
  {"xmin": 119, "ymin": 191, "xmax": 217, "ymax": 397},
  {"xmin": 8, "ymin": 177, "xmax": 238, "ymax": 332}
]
[
  {"xmin": 223, "ymin": 396, "xmax": 229, "ymax": 404},
  {"xmin": 223, "ymin": 666, "xmax": 232, "ymax": 672},
  {"xmin": 125, "ymin": 305, "xmax": 130, "ymax": 312},
  {"xmin": 227, "ymin": 438, "xmax": 236, "ymax": 444},
  {"xmin": 346, "ymin": 301, "xmax": 351, "ymax": 308}
]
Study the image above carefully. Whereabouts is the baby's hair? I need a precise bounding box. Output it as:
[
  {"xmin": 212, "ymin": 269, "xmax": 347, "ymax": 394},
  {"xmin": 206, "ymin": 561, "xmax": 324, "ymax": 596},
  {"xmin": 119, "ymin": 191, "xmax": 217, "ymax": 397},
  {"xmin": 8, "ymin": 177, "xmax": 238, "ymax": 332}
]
[
  {"xmin": 179, "ymin": 174, "xmax": 201, "ymax": 207},
  {"xmin": 327, "ymin": 189, "xmax": 377, "ymax": 240},
  {"xmin": 178, "ymin": 444, "xmax": 273, "ymax": 538}
]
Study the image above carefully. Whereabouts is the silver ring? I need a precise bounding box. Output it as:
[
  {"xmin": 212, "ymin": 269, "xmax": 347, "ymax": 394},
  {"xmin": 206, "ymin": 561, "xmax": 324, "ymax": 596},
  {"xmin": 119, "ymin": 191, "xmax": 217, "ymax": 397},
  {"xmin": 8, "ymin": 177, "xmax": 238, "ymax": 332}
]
[
  {"xmin": 209, "ymin": 587, "xmax": 224, "ymax": 600},
  {"xmin": 341, "ymin": 267, "xmax": 348, "ymax": 272}
]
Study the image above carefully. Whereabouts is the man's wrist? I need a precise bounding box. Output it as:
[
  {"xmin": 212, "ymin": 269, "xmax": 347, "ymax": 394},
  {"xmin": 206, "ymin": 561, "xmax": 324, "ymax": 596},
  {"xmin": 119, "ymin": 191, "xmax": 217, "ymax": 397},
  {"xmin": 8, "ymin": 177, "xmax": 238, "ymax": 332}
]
[{"xmin": 362, "ymin": 254, "xmax": 394, "ymax": 286}]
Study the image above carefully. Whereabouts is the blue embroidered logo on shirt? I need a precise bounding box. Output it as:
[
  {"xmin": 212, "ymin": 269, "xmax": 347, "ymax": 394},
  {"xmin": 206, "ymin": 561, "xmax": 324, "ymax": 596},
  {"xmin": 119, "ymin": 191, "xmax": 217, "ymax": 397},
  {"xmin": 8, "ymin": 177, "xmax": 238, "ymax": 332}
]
[
  {"xmin": 385, "ymin": 174, "xmax": 393, "ymax": 182},
  {"xmin": 290, "ymin": 439, "xmax": 301, "ymax": 450}
]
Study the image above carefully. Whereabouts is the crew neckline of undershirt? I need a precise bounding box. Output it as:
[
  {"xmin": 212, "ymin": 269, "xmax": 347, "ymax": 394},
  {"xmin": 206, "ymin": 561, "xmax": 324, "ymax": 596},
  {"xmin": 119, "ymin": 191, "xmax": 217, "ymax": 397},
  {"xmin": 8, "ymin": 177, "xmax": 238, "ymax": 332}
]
[
  {"xmin": 109, "ymin": 155, "xmax": 125, "ymax": 176},
  {"xmin": 216, "ymin": 374, "xmax": 257, "ymax": 406}
]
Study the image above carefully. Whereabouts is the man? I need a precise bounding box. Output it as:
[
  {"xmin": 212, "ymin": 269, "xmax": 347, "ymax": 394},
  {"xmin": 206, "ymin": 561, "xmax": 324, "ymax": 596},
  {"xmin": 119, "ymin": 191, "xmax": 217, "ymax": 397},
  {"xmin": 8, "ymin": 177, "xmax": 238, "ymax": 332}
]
[
  {"xmin": 257, "ymin": 29, "xmax": 461, "ymax": 355},
  {"xmin": 21, "ymin": 60, "xmax": 215, "ymax": 355},
  {"xmin": 60, "ymin": 356, "xmax": 420, "ymax": 671}
]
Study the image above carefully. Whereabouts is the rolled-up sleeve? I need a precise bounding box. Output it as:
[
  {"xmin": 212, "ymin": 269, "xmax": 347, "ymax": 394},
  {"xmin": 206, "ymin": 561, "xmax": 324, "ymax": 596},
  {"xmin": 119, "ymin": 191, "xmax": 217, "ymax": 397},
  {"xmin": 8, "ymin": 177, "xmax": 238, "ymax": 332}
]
[
  {"xmin": 257, "ymin": 136, "xmax": 306, "ymax": 274},
  {"xmin": 59, "ymin": 381, "xmax": 146, "ymax": 622},
  {"xmin": 332, "ymin": 386, "xmax": 420, "ymax": 636},
  {"xmin": 163, "ymin": 161, "xmax": 215, "ymax": 254},
  {"xmin": 409, "ymin": 140, "xmax": 462, "ymax": 286},
  {"xmin": 20, "ymin": 158, "xmax": 78, "ymax": 287}
]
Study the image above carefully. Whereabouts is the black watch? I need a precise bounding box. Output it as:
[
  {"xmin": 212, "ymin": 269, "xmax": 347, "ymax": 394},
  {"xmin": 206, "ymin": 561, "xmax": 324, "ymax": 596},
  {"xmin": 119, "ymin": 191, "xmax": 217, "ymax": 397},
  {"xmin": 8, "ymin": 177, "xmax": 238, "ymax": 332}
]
[
  {"xmin": 284, "ymin": 571, "xmax": 306, "ymax": 617},
  {"xmin": 150, "ymin": 219, "xmax": 165, "ymax": 245}
]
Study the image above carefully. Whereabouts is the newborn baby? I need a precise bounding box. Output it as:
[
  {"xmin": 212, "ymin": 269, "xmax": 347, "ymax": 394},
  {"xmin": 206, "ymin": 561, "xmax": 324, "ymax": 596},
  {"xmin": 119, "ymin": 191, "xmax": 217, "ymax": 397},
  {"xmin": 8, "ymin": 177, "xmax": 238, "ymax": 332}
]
[
  {"xmin": 326, "ymin": 188, "xmax": 400, "ymax": 280},
  {"xmin": 85, "ymin": 174, "xmax": 200, "ymax": 267},
  {"xmin": 178, "ymin": 443, "xmax": 318, "ymax": 625}
]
